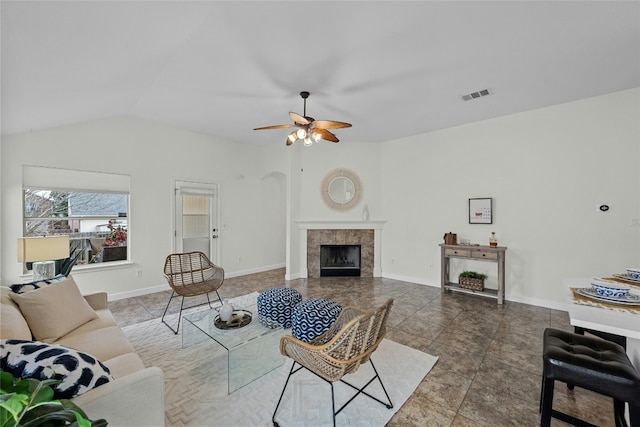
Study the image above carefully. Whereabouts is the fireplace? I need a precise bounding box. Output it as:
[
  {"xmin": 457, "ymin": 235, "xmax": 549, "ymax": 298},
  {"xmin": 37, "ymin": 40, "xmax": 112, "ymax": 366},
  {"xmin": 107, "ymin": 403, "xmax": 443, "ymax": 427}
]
[
  {"xmin": 320, "ymin": 245, "xmax": 361, "ymax": 277},
  {"xmin": 296, "ymin": 221, "xmax": 385, "ymax": 279}
]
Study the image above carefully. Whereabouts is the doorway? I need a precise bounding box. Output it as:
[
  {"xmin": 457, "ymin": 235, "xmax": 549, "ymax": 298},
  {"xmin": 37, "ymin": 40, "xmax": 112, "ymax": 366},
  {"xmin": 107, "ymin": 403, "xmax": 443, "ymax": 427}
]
[{"xmin": 174, "ymin": 181, "xmax": 219, "ymax": 264}]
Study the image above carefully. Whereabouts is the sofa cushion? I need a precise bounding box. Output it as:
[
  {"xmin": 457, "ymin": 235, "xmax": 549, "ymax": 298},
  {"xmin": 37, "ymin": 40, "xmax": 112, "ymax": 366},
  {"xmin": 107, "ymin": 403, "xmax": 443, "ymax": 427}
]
[
  {"xmin": 0, "ymin": 287, "xmax": 32, "ymax": 340},
  {"xmin": 102, "ymin": 352, "xmax": 146, "ymax": 379},
  {"xmin": 55, "ymin": 326, "xmax": 136, "ymax": 363},
  {"xmin": 62, "ymin": 309, "xmax": 118, "ymax": 339},
  {"xmin": 9, "ymin": 273, "xmax": 67, "ymax": 294},
  {"xmin": 0, "ymin": 339, "xmax": 113, "ymax": 399},
  {"xmin": 9, "ymin": 277, "xmax": 98, "ymax": 343}
]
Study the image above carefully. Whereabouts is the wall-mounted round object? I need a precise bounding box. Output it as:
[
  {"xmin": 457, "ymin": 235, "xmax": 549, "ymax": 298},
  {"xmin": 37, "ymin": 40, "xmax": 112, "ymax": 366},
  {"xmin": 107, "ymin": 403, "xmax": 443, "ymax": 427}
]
[
  {"xmin": 321, "ymin": 168, "xmax": 362, "ymax": 211},
  {"xmin": 599, "ymin": 204, "xmax": 610, "ymax": 212}
]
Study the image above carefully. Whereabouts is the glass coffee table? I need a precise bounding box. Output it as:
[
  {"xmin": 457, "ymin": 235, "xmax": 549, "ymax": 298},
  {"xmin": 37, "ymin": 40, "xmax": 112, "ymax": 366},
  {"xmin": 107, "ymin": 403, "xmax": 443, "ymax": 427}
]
[{"xmin": 182, "ymin": 296, "xmax": 284, "ymax": 394}]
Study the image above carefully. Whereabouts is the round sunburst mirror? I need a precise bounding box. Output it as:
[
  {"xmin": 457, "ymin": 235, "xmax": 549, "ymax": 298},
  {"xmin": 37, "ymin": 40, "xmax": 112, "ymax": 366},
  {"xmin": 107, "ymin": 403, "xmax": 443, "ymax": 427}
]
[{"xmin": 321, "ymin": 168, "xmax": 362, "ymax": 210}]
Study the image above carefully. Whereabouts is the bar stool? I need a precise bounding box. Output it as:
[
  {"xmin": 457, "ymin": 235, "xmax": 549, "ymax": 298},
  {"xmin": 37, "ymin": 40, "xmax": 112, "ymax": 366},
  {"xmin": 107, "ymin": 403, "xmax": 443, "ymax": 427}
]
[
  {"xmin": 573, "ymin": 326, "xmax": 627, "ymax": 349},
  {"xmin": 540, "ymin": 328, "xmax": 640, "ymax": 427}
]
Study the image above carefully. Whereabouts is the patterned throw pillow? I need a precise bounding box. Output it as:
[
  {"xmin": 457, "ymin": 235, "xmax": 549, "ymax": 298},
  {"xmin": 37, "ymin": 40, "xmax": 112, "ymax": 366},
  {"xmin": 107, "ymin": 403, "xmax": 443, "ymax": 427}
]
[
  {"xmin": 10, "ymin": 274, "xmax": 66, "ymax": 294},
  {"xmin": 0, "ymin": 339, "xmax": 113, "ymax": 399}
]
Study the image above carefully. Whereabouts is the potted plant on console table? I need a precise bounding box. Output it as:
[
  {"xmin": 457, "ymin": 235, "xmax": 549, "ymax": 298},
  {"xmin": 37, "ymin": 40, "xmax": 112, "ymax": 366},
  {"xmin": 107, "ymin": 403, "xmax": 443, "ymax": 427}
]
[{"xmin": 458, "ymin": 271, "xmax": 488, "ymax": 291}]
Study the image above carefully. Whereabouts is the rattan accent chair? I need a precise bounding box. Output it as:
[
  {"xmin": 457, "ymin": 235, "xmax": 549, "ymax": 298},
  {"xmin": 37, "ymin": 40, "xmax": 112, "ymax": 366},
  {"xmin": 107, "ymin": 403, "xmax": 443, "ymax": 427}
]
[
  {"xmin": 161, "ymin": 251, "xmax": 224, "ymax": 334},
  {"xmin": 272, "ymin": 298, "xmax": 394, "ymax": 427}
]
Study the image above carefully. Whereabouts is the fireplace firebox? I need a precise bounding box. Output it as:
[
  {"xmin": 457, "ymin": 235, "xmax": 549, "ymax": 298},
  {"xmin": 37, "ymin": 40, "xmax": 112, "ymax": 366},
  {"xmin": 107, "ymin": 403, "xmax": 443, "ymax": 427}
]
[{"xmin": 320, "ymin": 245, "xmax": 361, "ymax": 277}]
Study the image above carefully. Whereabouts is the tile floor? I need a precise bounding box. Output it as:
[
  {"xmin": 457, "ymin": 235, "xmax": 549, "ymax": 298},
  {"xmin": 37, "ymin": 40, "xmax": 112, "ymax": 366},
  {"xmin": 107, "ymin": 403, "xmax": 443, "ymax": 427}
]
[{"xmin": 109, "ymin": 269, "xmax": 617, "ymax": 426}]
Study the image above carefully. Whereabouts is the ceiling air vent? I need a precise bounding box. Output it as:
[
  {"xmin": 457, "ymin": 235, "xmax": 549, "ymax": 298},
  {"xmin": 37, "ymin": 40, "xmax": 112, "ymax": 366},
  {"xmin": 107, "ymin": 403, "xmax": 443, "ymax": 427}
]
[{"xmin": 462, "ymin": 88, "xmax": 492, "ymax": 101}]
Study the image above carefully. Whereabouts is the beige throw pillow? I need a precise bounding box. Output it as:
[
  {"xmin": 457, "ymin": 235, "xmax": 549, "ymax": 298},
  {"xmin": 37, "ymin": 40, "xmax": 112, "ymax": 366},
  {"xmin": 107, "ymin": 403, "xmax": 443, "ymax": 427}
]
[{"xmin": 9, "ymin": 276, "xmax": 98, "ymax": 343}]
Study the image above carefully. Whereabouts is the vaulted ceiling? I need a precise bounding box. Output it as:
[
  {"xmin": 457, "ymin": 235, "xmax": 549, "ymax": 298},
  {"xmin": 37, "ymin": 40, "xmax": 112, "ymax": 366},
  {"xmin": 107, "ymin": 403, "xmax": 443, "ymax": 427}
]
[{"xmin": 2, "ymin": 1, "xmax": 639, "ymax": 145}]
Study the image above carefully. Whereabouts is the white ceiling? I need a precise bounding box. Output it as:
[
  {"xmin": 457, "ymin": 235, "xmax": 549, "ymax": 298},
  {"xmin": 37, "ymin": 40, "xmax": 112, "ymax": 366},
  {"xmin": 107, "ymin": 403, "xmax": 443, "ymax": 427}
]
[{"xmin": 2, "ymin": 1, "xmax": 639, "ymax": 145}]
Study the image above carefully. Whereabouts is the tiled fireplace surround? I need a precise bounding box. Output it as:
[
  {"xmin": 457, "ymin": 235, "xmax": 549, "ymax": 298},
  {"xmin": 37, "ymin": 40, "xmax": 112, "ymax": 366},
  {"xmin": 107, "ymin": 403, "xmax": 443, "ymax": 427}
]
[
  {"xmin": 308, "ymin": 229, "xmax": 373, "ymax": 277},
  {"xmin": 297, "ymin": 221, "xmax": 385, "ymax": 278}
]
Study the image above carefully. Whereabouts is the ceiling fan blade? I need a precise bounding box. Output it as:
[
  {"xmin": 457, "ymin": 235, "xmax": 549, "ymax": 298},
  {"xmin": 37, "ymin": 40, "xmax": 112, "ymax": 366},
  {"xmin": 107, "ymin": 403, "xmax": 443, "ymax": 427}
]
[
  {"xmin": 314, "ymin": 129, "xmax": 340, "ymax": 143},
  {"xmin": 289, "ymin": 112, "xmax": 310, "ymax": 125},
  {"xmin": 312, "ymin": 120, "xmax": 352, "ymax": 129},
  {"xmin": 253, "ymin": 124, "xmax": 295, "ymax": 130}
]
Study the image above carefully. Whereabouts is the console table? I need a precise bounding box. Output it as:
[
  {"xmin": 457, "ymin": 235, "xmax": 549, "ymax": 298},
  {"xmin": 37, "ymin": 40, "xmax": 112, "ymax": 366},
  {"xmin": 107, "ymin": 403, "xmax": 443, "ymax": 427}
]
[{"xmin": 439, "ymin": 244, "xmax": 507, "ymax": 304}]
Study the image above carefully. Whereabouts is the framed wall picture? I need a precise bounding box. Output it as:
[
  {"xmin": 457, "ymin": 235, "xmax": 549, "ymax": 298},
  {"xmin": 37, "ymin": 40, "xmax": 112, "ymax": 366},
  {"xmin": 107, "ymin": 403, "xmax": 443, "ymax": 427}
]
[{"xmin": 469, "ymin": 198, "xmax": 492, "ymax": 224}]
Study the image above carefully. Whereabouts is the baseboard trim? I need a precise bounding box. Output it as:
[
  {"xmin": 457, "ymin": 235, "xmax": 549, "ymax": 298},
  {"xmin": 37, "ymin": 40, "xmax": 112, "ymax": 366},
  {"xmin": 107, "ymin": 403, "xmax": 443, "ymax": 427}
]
[
  {"xmin": 381, "ymin": 272, "xmax": 440, "ymax": 288},
  {"xmin": 108, "ymin": 265, "xmax": 569, "ymax": 312},
  {"xmin": 505, "ymin": 294, "xmax": 570, "ymax": 311},
  {"xmin": 107, "ymin": 263, "xmax": 286, "ymax": 301},
  {"xmin": 285, "ymin": 272, "xmax": 303, "ymax": 280},
  {"xmin": 226, "ymin": 263, "xmax": 285, "ymax": 279},
  {"xmin": 381, "ymin": 273, "xmax": 569, "ymax": 311},
  {"xmin": 109, "ymin": 283, "xmax": 171, "ymax": 301}
]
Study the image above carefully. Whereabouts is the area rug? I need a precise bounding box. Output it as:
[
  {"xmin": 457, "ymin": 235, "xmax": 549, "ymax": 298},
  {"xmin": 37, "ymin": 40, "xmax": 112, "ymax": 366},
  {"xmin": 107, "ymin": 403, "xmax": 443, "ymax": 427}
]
[{"xmin": 122, "ymin": 293, "xmax": 438, "ymax": 426}]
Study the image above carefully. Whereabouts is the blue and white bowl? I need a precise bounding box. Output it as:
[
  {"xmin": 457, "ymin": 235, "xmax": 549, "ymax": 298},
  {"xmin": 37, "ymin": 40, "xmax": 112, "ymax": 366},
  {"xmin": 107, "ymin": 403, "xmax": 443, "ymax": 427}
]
[
  {"xmin": 626, "ymin": 268, "xmax": 640, "ymax": 281},
  {"xmin": 591, "ymin": 278, "xmax": 630, "ymax": 298}
]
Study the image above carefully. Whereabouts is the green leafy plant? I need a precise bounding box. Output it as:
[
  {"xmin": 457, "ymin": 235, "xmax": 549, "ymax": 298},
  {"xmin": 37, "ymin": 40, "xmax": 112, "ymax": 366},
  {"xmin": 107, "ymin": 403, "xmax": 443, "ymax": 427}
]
[
  {"xmin": 458, "ymin": 271, "xmax": 487, "ymax": 280},
  {"xmin": 0, "ymin": 371, "xmax": 107, "ymax": 427}
]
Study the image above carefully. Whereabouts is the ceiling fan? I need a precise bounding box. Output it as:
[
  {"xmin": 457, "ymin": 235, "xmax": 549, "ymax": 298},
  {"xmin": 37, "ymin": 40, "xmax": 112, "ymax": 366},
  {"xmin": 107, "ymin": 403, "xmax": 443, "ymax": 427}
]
[{"xmin": 254, "ymin": 91, "xmax": 352, "ymax": 146}]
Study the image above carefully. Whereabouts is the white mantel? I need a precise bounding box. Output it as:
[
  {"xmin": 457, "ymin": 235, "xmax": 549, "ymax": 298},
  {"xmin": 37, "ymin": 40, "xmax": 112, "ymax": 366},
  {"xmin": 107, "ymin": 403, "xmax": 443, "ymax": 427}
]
[
  {"xmin": 296, "ymin": 220, "xmax": 386, "ymax": 278},
  {"xmin": 296, "ymin": 220, "xmax": 386, "ymax": 230}
]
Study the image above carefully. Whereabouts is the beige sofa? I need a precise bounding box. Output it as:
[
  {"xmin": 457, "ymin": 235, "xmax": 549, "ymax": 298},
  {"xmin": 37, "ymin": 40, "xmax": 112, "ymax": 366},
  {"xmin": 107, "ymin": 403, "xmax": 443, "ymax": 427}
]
[{"xmin": 1, "ymin": 277, "xmax": 165, "ymax": 426}]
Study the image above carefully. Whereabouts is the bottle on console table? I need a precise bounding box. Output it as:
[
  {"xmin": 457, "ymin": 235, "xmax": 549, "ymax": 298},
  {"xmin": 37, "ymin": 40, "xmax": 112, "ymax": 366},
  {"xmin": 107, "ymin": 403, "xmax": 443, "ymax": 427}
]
[{"xmin": 489, "ymin": 232, "xmax": 497, "ymax": 247}]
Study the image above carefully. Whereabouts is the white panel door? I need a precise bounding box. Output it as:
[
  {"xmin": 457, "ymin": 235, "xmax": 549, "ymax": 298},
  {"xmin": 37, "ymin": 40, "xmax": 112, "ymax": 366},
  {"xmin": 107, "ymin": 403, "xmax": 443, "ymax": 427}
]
[{"xmin": 174, "ymin": 181, "xmax": 219, "ymax": 263}]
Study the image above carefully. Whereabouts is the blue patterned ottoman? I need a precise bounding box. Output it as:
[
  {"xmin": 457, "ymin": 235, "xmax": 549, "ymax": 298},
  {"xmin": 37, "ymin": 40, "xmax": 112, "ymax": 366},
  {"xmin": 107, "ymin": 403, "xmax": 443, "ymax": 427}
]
[
  {"xmin": 291, "ymin": 298, "xmax": 342, "ymax": 342},
  {"xmin": 257, "ymin": 287, "xmax": 303, "ymax": 328}
]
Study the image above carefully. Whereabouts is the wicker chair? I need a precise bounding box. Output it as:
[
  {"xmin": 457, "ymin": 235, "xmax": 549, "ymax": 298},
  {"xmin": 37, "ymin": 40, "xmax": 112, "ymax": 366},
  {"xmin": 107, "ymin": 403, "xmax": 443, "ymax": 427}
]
[
  {"xmin": 161, "ymin": 251, "xmax": 224, "ymax": 334},
  {"xmin": 272, "ymin": 298, "xmax": 394, "ymax": 427}
]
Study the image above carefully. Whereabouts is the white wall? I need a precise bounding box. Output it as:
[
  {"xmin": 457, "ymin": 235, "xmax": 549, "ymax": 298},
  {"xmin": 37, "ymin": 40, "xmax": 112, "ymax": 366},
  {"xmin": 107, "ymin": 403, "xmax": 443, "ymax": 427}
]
[
  {"xmin": 1, "ymin": 117, "xmax": 287, "ymax": 297},
  {"xmin": 293, "ymin": 141, "xmax": 382, "ymax": 222},
  {"xmin": 2, "ymin": 89, "xmax": 638, "ymax": 309},
  {"xmin": 286, "ymin": 140, "xmax": 382, "ymax": 277},
  {"xmin": 380, "ymin": 88, "xmax": 640, "ymax": 309}
]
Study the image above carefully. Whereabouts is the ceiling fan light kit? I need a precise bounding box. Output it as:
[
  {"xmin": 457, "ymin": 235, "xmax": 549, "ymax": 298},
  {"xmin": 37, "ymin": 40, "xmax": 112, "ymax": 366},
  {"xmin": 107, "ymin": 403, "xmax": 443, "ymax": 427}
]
[{"xmin": 254, "ymin": 91, "xmax": 352, "ymax": 146}]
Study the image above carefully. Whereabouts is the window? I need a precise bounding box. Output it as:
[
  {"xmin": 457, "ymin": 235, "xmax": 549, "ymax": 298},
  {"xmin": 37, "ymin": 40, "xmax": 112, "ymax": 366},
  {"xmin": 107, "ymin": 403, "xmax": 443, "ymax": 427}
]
[{"xmin": 22, "ymin": 166, "xmax": 130, "ymax": 267}]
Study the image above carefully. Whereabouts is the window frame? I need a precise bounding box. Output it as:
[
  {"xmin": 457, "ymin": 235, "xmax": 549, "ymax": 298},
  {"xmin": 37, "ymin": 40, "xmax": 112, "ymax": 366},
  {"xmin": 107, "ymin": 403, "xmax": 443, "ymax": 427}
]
[{"xmin": 21, "ymin": 166, "xmax": 131, "ymax": 272}]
